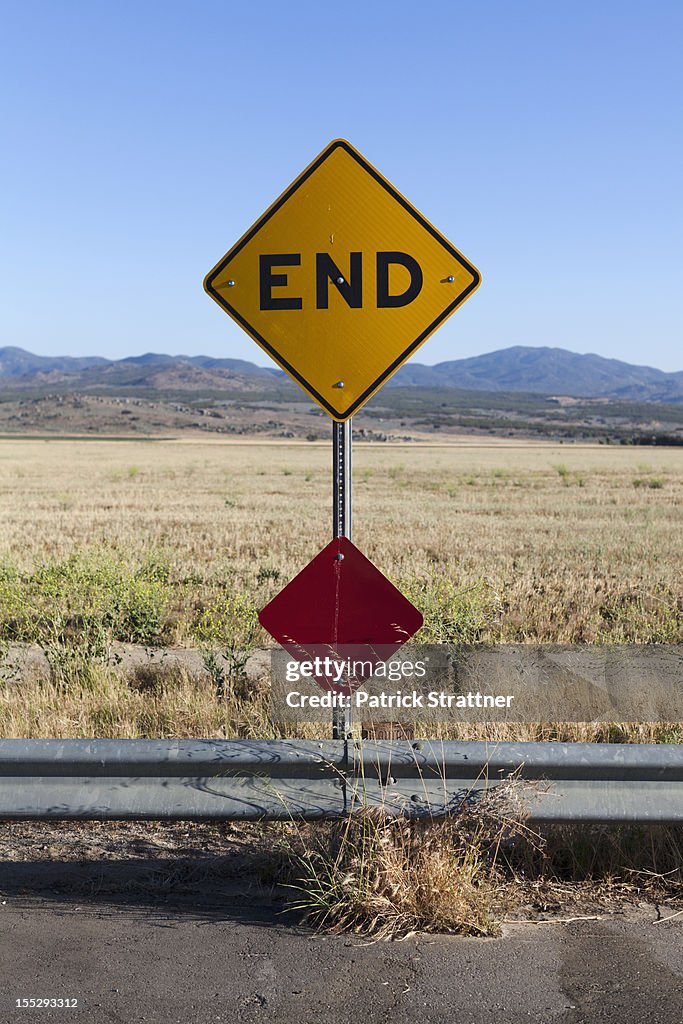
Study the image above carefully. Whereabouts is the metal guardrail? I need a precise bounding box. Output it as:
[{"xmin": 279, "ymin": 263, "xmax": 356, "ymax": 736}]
[{"xmin": 1, "ymin": 739, "xmax": 682, "ymax": 823}]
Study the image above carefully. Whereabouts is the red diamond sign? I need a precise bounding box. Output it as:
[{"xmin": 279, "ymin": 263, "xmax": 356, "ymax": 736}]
[{"xmin": 259, "ymin": 537, "xmax": 423, "ymax": 692}]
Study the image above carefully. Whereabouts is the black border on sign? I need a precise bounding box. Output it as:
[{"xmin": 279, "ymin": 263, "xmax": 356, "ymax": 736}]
[{"xmin": 203, "ymin": 139, "xmax": 481, "ymax": 421}]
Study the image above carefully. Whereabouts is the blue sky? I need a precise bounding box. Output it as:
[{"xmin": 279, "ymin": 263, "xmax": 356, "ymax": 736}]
[{"xmin": 1, "ymin": 0, "xmax": 681, "ymax": 370}]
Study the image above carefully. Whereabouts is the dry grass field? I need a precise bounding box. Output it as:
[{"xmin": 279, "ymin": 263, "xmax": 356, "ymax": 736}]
[{"xmin": 0, "ymin": 436, "xmax": 680, "ymax": 739}]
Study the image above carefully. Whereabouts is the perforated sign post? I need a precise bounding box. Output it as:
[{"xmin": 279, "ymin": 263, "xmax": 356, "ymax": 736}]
[{"xmin": 205, "ymin": 139, "xmax": 481, "ymax": 739}]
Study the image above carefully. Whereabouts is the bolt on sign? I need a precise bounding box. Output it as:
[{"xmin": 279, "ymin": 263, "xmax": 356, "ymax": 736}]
[{"xmin": 204, "ymin": 139, "xmax": 481, "ymax": 420}]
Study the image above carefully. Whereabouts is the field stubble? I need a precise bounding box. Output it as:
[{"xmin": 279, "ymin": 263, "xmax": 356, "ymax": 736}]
[{"xmin": 0, "ymin": 438, "xmax": 680, "ymax": 740}]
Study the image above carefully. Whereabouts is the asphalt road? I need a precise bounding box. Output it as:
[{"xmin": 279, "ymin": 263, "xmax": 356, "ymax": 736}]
[{"xmin": 1, "ymin": 878, "xmax": 682, "ymax": 1024}]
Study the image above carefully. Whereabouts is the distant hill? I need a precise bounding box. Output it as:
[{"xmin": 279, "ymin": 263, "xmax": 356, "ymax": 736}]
[
  {"xmin": 0, "ymin": 345, "xmax": 681, "ymax": 402},
  {"xmin": 122, "ymin": 353, "xmax": 280, "ymax": 376},
  {"xmin": 391, "ymin": 347, "xmax": 683, "ymax": 402},
  {"xmin": 0, "ymin": 346, "xmax": 108, "ymax": 378}
]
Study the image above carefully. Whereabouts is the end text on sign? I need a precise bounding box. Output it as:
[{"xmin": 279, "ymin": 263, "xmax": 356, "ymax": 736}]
[{"xmin": 259, "ymin": 251, "xmax": 423, "ymax": 311}]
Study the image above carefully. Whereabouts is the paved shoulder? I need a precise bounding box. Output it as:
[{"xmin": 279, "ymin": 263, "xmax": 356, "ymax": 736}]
[{"xmin": 2, "ymin": 891, "xmax": 682, "ymax": 1024}]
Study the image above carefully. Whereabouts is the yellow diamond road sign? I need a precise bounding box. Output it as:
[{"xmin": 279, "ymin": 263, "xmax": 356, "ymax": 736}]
[{"xmin": 204, "ymin": 139, "xmax": 481, "ymax": 421}]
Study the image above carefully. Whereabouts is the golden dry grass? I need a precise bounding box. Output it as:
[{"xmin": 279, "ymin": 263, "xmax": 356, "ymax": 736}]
[
  {"xmin": 0, "ymin": 437, "xmax": 680, "ymax": 739},
  {"xmin": 263, "ymin": 801, "xmax": 683, "ymax": 938},
  {"xmin": 0, "ymin": 664, "xmax": 275, "ymax": 739},
  {"xmin": 1, "ymin": 659, "xmax": 681, "ymax": 743},
  {"xmin": 276, "ymin": 809, "xmax": 505, "ymax": 938},
  {"xmin": 0, "ymin": 437, "xmax": 680, "ymax": 643}
]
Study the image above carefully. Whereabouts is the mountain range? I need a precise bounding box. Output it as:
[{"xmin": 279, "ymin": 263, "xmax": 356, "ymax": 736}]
[{"xmin": 0, "ymin": 345, "xmax": 681, "ymax": 403}]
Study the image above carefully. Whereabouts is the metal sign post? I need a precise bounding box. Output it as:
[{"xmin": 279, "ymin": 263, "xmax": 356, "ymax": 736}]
[
  {"xmin": 332, "ymin": 418, "xmax": 352, "ymax": 740},
  {"xmin": 333, "ymin": 419, "xmax": 352, "ymax": 541}
]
